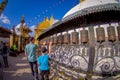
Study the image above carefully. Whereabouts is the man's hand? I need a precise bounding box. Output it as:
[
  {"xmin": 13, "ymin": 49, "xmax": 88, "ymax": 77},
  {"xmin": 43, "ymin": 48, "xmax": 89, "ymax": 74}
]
[
  {"xmin": 43, "ymin": 41, "xmax": 47, "ymax": 45},
  {"xmin": 37, "ymin": 63, "xmax": 40, "ymax": 66},
  {"xmin": 49, "ymin": 41, "xmax": 53, "ymax": 54},
  {"xmin": 25, "ymin": 57, "xmax": 28, "ymax": 61}
]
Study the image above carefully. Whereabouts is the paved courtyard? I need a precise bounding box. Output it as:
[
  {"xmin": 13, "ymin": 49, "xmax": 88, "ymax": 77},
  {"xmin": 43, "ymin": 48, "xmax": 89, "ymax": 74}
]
[
  {"xmin": 2, "ymin": 53, "xmax": 120, "ymax": 80},
  {"xmin": 2, "ymin": 54, "xmax": 40, "ymax": 80}
]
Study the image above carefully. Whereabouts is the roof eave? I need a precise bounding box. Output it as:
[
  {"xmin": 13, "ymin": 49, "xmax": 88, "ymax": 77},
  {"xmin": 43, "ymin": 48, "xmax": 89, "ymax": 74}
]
[{"xmin": 38, "ymin": 3, "xmax": 120, "ymax": 40}]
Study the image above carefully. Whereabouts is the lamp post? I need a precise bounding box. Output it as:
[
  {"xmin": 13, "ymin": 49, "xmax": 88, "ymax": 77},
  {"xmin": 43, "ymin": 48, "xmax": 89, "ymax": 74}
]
[{"xmin": 0, "ymin": 0, "xmax": 8, "ymax": 16}]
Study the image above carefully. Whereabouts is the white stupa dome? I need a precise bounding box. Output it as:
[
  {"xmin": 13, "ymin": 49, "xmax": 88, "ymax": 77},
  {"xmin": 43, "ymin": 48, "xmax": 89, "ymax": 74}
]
[
  {"xmin": 53, "ymin": 19, "xmax": 59, "ymax": 24},
  {"xmin": 63, "ymin": 0, "xmax": 119, "ymax": 19},
  {"xmin": 15, "ymin": 23, "xmax": 26, "ymax": 35}
]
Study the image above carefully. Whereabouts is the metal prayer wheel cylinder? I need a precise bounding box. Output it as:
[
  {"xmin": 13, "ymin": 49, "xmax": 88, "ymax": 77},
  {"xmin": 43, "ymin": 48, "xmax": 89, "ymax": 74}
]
[
  {"xmin": 54, "ymin": 36, "xmax": 58, "ymax": 44},
  {"xmin": 117, "ymin": 25, "xmax": 120, "ymax": 41},
  {"xmin": 96, "ymin": 26, "xmax": 105, "ymax": 43},
  {"xmin": 41, "ymin": 39, "xmax": 47, "ymax": 45},
  {"xmin": 39, "ymin": 41, "xmax": 43, "ymax": 45},
  {"xmin": 50, "ymin": 37, "xmax": 54, "ymax": 43},
  {"xmin": 46, "ymin": 38, "xmax": 50, "ymax": 45},
  {"xmin": 58, "ymin": 34, "xmax": 64, "ymax": 44},
  {"xmin": 80, "ymin": 29, "xmax": 89, "ymax": 43},
  {"xmin": 107, "ymin": 26, "xmax": 116, "ymax": 42},
  {"xmin": 64, "ymin": 32, "xmax": 70, "ymax": 44},
  {"xmin": 71, "ymin": 31, "xmax": 79, "ymax": 44}
]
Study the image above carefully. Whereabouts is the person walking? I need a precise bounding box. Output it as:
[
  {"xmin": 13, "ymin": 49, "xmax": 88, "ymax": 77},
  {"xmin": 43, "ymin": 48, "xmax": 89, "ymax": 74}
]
[
  {"xmin": 1, "ymin": 42, "xmax": 9, "ymax": 68},
  {"xmin": 25, "ymin": 37, "xmax": 39, "ymax": 80},
  {"xmin": 37, "ymin": 42, "xmax": 52, "ymax": 80}
]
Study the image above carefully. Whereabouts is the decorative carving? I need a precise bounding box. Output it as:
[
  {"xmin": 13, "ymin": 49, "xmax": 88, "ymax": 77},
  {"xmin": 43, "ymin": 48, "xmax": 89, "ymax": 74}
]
[{"xmin": 94, "ymin": 57, "xmax": 115, "ymax": 73}]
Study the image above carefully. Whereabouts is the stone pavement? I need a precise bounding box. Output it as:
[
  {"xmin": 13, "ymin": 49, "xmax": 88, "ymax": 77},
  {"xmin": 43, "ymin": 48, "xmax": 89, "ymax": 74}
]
[{"xmin": 3, "ymin": 53, "xmax": 40, "ymax": 80}]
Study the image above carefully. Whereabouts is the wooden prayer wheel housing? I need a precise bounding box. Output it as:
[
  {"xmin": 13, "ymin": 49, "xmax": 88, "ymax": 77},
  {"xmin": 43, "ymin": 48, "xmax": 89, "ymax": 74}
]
[
  {"xmin": 71, "ymin": 31, "xmax": 79, "ymax": 44},
  {"xmin": 40, "ymin": 39, "xmax": 46, "ymax": 45},
  {"xmin": 107, "ymin": 25, "xmax": 116, "ymax": 42},
  {"xmin": 54, "ymin": 35, "xmax": 58, "ymax": 44},
  {"xmin": 117, "ymin": 25, "xmax": 120, "ymax": 41},
  {"xmin": 80, "ymin": 28, "xmax": 89, "ymax": 44},
  {"xmin": 96, "ymin": 26, "xmax": 105, "ymax": 43},
  {"xmin": 46, "ymin": 38, "xmax": 50, "ymax": 45},
  {"xmin": 64, "ymin": 32, "xmax": 70, "ymax": 44},
  {"xmin": 39, "ymin": 41, "xmax": 43, "ymax": 45},
  {"xmin": 50, "ymin": 37, "xmax": 54, "ymax": 43},
  {"xmin": 58, "ymin": 34, "xmax": 64, "ymax": 44}
]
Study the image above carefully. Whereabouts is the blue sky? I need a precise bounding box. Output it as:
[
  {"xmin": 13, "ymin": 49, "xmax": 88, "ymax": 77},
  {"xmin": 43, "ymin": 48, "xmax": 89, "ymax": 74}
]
[{"xmin": 0, "ymin": 0, "xmax": 79, "ymax": 30}]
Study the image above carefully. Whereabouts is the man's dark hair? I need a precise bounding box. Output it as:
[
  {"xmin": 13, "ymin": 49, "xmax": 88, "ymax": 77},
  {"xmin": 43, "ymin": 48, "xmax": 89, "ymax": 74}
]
[{"xmin": 41, "ymin": 47, "xmax": 47, "ymax": 53}]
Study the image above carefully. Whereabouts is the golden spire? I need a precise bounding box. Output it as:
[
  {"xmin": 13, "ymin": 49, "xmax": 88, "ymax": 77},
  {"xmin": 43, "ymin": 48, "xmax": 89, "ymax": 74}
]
[
  {"xmin": 50, "ymin": 15, "xmax": 55, "ymax": 24},
  {"xmin": 50, "ymin": 15, "xmax": 54, "ymax": 20},
  {"xmin": 80, "ymin": 0, "xmax": 85, "ymax": 3},
  {"xmin": 21, "ymin": 15, "xmax": 25, "ymax": 23},
  {"xmin": 45, "ymin": 17, "xmax": 49, "ymax": 21},
  {"xmin": 43, "ymin": 16, "xmax": 48, "ymax": 22}
]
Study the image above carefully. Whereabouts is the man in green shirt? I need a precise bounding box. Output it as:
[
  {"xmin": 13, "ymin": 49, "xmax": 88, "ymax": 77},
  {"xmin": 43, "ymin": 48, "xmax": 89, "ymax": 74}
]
[{"xmin": 25, "ymin": 37, "xmax": 39, "ymax": 80}]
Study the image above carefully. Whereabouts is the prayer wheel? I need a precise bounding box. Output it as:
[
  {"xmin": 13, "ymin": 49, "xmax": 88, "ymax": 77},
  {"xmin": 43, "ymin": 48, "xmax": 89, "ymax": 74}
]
[
  {"xmin": 64, "ymin": 32, "xmax": 70, "ymax": 44},
  {"xmin": 96, "ymin": 26, "xmax": 105, "ymax": 43},
  {"xmin": 46, "ymin": 38, "xmax": 50, "ymax": 45},
  {"xmin": 80, "ymin": 28, "xmax": 89, "ymax": 44},
  {"xmin": 107, "ymin": 25, "xmax": 116, "ymax": 42},
  {"xmin": 58, "ymin": 34, "xmax": 64, "ymax": 44},
  {"xmin": 71, "ymin": 29, "xmax": 79, "ymax": 44},
  {"xmin": 54, "ymin": 35, "xmax": 58, "ymax": 44},
  {"xmin": 117, "ymin": 24, "xmax": 120, "ymax": 41},
  {"xmin": 39, "ymin": 40, "xmax": 43, "ymax": 45},
  {"xmin": 41, "ymin": 39, "xmax": 47, "ymax": 45},
  {"xmin": 50, "ymin": 37, "xmax": 54, "ymax": 43}
]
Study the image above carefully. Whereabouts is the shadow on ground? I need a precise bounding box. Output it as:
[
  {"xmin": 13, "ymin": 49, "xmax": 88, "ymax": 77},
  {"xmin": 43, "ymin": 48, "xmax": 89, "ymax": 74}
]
[{"xmin": 2, "ymin": 54, "xmax": 40, "ymax": 80}]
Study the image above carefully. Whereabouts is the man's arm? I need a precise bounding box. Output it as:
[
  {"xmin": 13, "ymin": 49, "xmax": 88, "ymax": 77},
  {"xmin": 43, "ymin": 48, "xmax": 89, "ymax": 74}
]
[
  {"xmin": 49, "ymin": 41, "xmax": 53, "ymax": 54},
  {"xmin": 37, "ymin": 57, "xmax": 41, "ymax": 66},
  {"xmin": 24, "ymin": 49, "xmax": 28, "ymax": 61}
]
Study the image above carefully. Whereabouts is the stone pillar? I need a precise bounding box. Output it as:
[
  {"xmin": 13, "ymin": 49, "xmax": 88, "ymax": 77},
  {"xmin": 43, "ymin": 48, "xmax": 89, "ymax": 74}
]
[
  {"xmin": 10, "ymin": 26, "xmax": 15, "ymax": 48},
  {"xmin": 89, "ymin": 26, "xmax": 95, "ymax": 44},
  {"xmin": 18, "ymin": 35, "xmax": 22, "ymax": 52},
  {"xmin": 21, "ymin": 36, "xmax": 24, "ymax": 51},
  {"xmin": 86, "ymin": 26, "xmax": 95, "ymax": 80},
  {"xmin": 10, "ymin": 35, "xmax": 14, "ymax": 48}
]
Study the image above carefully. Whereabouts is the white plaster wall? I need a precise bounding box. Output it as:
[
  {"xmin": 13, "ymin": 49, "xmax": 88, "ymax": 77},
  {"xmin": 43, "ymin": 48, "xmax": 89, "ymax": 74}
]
[{"xmin": 0, "ymin": 37, "xmax": 10, "ymax": 43}]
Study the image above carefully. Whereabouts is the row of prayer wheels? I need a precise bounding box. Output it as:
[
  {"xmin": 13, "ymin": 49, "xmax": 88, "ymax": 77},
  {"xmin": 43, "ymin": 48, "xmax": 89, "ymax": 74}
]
[
  {"xmin": 51, "ymin": 28, "xmax": 89, "ymax": 44},
  {"xmin": 97, "ymin": 24, "xmax": 120, "ymax": 43},
  {"xmin": 41, "ymin": 24, "xmax": 120, "ymax": 45}
]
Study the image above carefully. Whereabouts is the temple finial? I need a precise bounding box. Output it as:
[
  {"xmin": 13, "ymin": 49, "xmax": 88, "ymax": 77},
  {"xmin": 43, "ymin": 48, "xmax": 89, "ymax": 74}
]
[
  {"xmin": 50, "ymin": 15, "xmax": 54, "ymax": 20},
  {"xmin": 80, "ymin": 0, "xmax": 85, "ymax": 3},
  {"xmin": 21, "ymin": 15, "xmax": 25, "ymax": 23}
]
